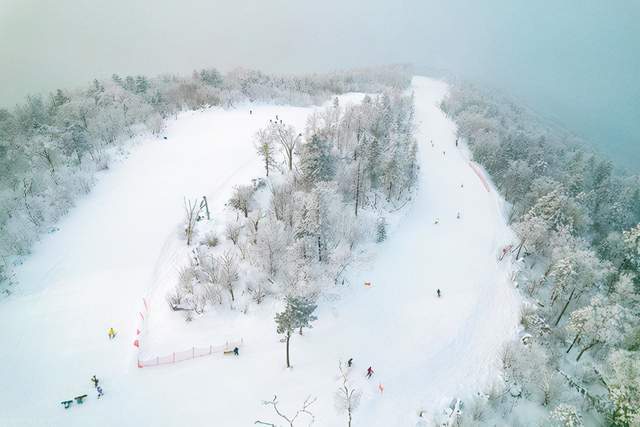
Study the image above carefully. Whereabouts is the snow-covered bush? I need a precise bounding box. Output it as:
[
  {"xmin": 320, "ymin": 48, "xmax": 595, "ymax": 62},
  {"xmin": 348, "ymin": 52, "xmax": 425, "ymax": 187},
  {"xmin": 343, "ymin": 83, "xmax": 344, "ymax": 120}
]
[
  {"xmin": 202, "ymin": 231, "xmax": 219, "ymax": 248},
  {"xmin": 550, "ymin": 404, "xmax": 583, "ymax": 427},
  {"xmin": 224, "ymin": 221, "xmax": 242, "ymax": 245}
]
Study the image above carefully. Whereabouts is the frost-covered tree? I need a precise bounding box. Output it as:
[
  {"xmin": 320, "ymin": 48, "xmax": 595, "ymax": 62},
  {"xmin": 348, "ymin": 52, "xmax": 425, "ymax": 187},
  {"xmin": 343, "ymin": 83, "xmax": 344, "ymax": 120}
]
[
  {"xmin": 194, "ymin": 249, "xmax": 223, "ymax": 306},
  {"xmin": 198, "ymin": 68, "xmax": 223, "ymax": 87},
  {"xmin": 219, "ymin": 250, "xmax": 239, "ymax": 303},
  {"xmin": 183, "ymin": 197, "xmax": 203, "ymax": 246},
  {"xmin": 501, "ymin": 341, "xmax": 556, "ymax": 402},
  {"xmin": 270, "ymin": 179, "xmax": 296, "ymax": 225},
  {"xmin": 293, "ymin": 183, "xmax": 344, "ymax": 263},
  {"xmin": 622, "ymin": 223, "xmax": 640, "ymax": 275},
  {"xmin": 548, "ymin": 245, "xmax": 608, "ymax": 326},
  {"xmin": 254, "ymin": 216, "xmax": 290, "ymax": 278},
  {"xmin": 225, "ymin": 221, "xmax": 242, "ymax": 245},
  {"xmin": 512, "ymin": 213, "xmax": 551, "ymax": 259},
  {"xmin": 566, "ymin": 297, "xmax": 628, "ymax": 361},
  {"xmin": 502, "ymin": 159, "xmax": 535, "ymax": 205},
  {"xmin": 255, "ymin": 128, "xmax": 277, "ymax": 177},
  {"xmin": 292, "ymin": 295, "xmax": 317, "ymax": 336},
  {"xmin": 527, "ymin": 188, "xmax": 587, "ymax": 235},
  {"xmin": 229, "ymin": 184, "xmax": 254, "ymax": 218},
  {"xmin": 602, "ymin": 350, "xmax": 640, "ymax": 426},
  {"xmin": 299, "ymin": 133, "xmax": 335, "ymax": 188},
  {"xmin": 270, "ymin": 121, "xmax": 301, "ymax": 171},
  {"xmin": 550, "ymin": 404, "xmax": 583, "ymax": 427},
  {"xmin": 376, "ymin": 216, "xmax": 387, "ymax": 243}
]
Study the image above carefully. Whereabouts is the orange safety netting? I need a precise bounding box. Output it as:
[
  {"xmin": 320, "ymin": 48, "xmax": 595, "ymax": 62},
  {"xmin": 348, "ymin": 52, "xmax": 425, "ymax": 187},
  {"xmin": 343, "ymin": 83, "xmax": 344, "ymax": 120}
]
[{"xmin": 137, "ymin": 339, "xmax": 243, "ymax": 368}]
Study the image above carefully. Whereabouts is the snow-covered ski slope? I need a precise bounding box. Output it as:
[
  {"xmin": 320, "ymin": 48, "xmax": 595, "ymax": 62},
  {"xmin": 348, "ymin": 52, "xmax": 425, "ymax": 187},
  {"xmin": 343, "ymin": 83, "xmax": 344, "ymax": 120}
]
[{"xmin": 0, "ymin": 76, "xmax": 520, "ymax": 426}]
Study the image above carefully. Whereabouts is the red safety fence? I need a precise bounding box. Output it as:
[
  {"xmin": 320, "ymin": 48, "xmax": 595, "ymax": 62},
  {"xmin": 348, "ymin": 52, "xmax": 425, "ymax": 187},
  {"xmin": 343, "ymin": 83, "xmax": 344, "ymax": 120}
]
[
  {"xmin": 468, "ymin": 161, "xmax": 491, "ymax": 193},
  {"xmin": 132, "ymin": 297, "xmax": 150, "ymax": 349},
  {"xmin": 137, "ymin": 339, "xmax": 243, "ymax": 368},
  {"xmin": 499, "ymin": 244, "xmax": 514, "ymax": 261}
]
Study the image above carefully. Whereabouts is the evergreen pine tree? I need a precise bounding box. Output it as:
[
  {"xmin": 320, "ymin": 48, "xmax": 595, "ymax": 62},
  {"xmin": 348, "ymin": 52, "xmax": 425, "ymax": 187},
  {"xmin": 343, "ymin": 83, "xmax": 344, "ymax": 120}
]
[
  {"xmin": 275, "ymin": 296, "xmax": 317, "ymax": 368},
  {"xmin": 376, "ymin": 217, "xmax": 387, "ymax": 243},
  {"xmin": 135, "ymin": 76, "xmax": 149, "ymax": 94},
  {"xmin": 300, "ymin": 134, "xmax": 335, "ymax": 188}
]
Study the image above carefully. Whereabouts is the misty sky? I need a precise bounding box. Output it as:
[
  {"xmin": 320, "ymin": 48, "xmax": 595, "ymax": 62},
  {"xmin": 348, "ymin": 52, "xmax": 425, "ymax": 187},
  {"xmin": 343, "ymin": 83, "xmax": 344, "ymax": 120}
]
[{"xmin": 1, "ymin": 0, "xmax": 638, "ymax": 170}]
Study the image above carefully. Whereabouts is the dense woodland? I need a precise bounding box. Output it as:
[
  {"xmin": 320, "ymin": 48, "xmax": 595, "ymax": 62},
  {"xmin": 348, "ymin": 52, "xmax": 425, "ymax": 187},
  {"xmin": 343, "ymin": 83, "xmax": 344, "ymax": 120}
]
[
  {"xmin": 0, "ymin": 65, "xmax": 411, "ymax": 294},
  {"xmin": 442, "ymin": 85, "xmax": 640, "ymax": 426}
]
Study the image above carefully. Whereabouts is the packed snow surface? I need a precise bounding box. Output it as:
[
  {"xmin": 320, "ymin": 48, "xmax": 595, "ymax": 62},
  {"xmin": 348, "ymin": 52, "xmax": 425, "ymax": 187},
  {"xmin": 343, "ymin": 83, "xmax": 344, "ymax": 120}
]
[{"xmin": 0, "ymin": 77, "xmax": 520, "ymax": 426}]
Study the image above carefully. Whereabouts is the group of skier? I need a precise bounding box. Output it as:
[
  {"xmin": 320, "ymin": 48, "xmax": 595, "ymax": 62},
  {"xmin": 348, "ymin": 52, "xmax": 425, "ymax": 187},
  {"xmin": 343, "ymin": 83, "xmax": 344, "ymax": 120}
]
[
  {"xmin": 431, "ymin": 136, "xmax": 463, "ymax": 226},
  {"xmin": 91, "ymin": 375, "xmax": 104, "ymax": 398},
  {"xmin": 61, "ymin": 375, "xmax": 103, "ymax": 409},
  {"xmin": 431, "ymin": 137, "xmax": 460, "ymax": 296},
  {"xmin": 433, "ymin": 138, "xmax": 459, "ymax": 298},
  {"xmin": 61, "ymin": 331, "xmax": 112, "ymax": 408},
  {"xmin": 63, "ymin": 327, "xmax": 115, "ymax": 407},
  {"xmin": 345, "ymin": 358, "xmax": 384, "ymax": 394}
]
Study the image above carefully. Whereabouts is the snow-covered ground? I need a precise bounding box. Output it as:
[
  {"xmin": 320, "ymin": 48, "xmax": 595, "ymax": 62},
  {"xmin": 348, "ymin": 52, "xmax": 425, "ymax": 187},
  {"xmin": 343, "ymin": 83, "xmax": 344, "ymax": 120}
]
[{"xmin": 0, "ymin": 76, "xmax": 520, "ymax": 426}]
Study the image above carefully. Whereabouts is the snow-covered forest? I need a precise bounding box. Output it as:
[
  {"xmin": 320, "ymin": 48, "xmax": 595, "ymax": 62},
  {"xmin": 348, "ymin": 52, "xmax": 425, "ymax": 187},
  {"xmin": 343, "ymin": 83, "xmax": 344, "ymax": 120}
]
[
  {"xmin": 168, "ymin": 89, "xmax": 417, "ymax": 323},
  {"xmin": 442, "ymin": 85, "xmax": 640, "ymax": 426},
  {"xmin": 0, "ymin": 65, "xmax": 411, "ymax": 294}
]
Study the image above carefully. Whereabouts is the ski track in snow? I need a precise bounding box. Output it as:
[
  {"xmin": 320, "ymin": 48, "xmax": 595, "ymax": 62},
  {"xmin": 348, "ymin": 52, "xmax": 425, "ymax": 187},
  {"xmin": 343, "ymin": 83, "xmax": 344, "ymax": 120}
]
[{"xmin": 0, "ymin": 77, "xmax": 520, "ymax": 426}]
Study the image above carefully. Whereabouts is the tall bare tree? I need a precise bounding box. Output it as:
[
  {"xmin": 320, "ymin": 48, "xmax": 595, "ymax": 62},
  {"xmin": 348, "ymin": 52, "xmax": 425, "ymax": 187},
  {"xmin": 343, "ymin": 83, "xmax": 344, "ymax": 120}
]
[
  {"xmin": 184, "ymin": 197, "xmax": 203, "ymax": 246},
  {"xmin": 255, "ymin": 395, "xmax": 316, "ymax": 427},
  {"xmin": 335, "ymin": 362, "xmax": 361, "ymax": 427},
  {"xmin": 220, "ymin": 250, "xmax": 239, "ymax": 302},
  {"xmin": 255, "ymin": 128, "xmax": 276, "ymax": 176},
  {"xmin": 271, "ymin": 121, "xmax": 301, "ymax": 171},
  {"xmin": 229, "ymin": 185, "xmax": 254, "ymax": 218}
]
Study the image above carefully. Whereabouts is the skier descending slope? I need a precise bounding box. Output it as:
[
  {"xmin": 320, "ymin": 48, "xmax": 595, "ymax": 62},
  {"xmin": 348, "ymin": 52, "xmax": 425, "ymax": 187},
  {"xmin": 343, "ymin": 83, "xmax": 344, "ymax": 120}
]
[{"xmin": 366, "ymin": 366, "xmax": 374, "ymax": 379}]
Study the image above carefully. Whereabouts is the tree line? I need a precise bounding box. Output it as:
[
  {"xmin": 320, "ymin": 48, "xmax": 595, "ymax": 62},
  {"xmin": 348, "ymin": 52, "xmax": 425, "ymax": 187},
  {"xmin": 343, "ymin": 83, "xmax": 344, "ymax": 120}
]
[{"xmin": 442, "ymin": 83, "xmax": 640, "ymax": 426}]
